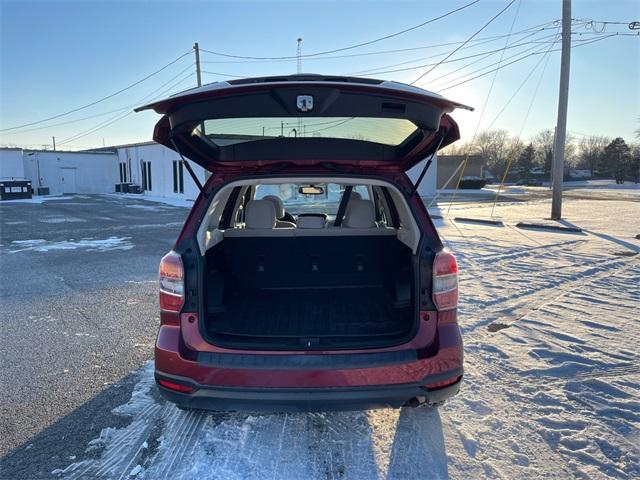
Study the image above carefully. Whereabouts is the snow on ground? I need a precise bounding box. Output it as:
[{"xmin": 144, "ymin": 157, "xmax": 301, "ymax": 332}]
[
  {"xmin": 0, "ymin": 194, "xmax": 72, "ymax": 204},
  {"xmin": 107, "ymin": 193, "xmax": 194, "ymax": 209},
  {"xmin": 53, "ymin": 197, "xmax": 639, "ymax": 479},
  {"xmin": 5, "ymin": 236, "xmax": 134, "ymax": 253},
  {"xmin": 563, "ymin": 180, "xmax": 640, "ymax": 192}
]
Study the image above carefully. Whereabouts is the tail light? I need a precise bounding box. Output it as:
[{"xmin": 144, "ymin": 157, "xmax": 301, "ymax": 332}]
[
  {"xmin": 157, "ymin": 379, "xmax": 194, "ymax": 393},
  {"xmin": 425, "ymin": 375, "xmax": 461, "ymax": 390},
  {"xmin": 159, "ymin": 251, "xmax": 184, "ymax": 312},
  {"xmin": 432, "ymin": 250, "xmax": 458, "ymax": 311}
]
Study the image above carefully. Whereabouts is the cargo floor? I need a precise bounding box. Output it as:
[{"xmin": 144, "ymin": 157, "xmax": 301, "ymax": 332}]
[{"xmin": 208, "ymin": 287, "xmax": 411, "ymax": 338}]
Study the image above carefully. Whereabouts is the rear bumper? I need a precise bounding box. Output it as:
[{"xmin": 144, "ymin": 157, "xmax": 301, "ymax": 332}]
[
  {"xmin": 155, "ymin": 317, "xmax": 463, "ymax": 412},
  {"xmin": 155, "ymin": 369, "xmax": 462, "ymax": 412}
]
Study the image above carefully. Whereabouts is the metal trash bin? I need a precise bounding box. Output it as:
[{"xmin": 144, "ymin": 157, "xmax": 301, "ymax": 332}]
[{"xmin": 0, "ymin": 180, "xmax": 33, "ymax": 200}]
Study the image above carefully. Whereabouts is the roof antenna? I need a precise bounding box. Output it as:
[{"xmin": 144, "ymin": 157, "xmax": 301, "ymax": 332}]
[
  {"xmin": 297, "ymin": 38, "xmax": 303, "ymax": 135},
  {"xmin": 296, "ymin": 38, "xmax": 303, "ymax": 74}
]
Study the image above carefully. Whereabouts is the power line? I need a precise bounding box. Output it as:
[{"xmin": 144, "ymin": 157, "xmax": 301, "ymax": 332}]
[
  {"xmin": 0, "ymin": 50, "xmax": 192, "ymax": 132},
  {"xmin": 490, "ymin": 31, "xmax": 560, "ymax": 216},
  {"xmin": 411, "ymin": 0, "xmax": 517, "ymax": 85},
  {"xmin": 429, "ymin": 38, "xmax": 543, "ymax": 86},
  {"xmin": 437, "ymin": 32, "xmax": 627, "ymax": 92},
  {"xmin": 484, "ymin": 33, "xmax": 558, "ymax": 131},
  {"xmin": 200, "ymin": 70, "xmax": 245, "ymax": 78},
  {"xmin": 199, "ymin": 0, "xmax": 481, "ymax": 61},
  {"xmin": 351, "ymin": 31, "xmax": 559, "ymax": 76},
  {"xmin": 443, "ymin": 0, "xmax": 521, "ymax": 212},
  {"xmin": 57, "ymin": 70, "xmax": 195, "ymax": 146},
  {"xmin": 3, "ymin": 63, "xmax": 196, "ymax": 136},
  {"xmin": 473, "ymin": 0, "xmax": 523, "ymax": 136},
  {"xmin": 199, "ymin": 21, "xmax": 562, "ymax": 64},
  {"xmin": 431, "ymin": 27, "xmax": 600, "ymax": 91}
]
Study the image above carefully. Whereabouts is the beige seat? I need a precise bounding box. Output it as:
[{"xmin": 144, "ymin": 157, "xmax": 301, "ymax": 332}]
[
  {"xmin": 262, "ymin": 195, "xmax": 296, "ymax": 228},
  {"xmin": 297, "ymin": 215, "xmax": 326, "ymax": 229},
  {"xmin": 244, "ymin": 200, "xmax": 277, "ymax": 229},
  {"xmin": 342, "ymin": 199, "xmax": 377, "ymax": 229}
]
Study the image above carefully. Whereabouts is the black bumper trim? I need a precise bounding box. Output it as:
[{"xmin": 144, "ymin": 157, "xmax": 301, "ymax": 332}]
[
  {"xmin": 155, "ymin": 367, "xmax": 462, "ymax": 412},
  {"xmin": 197, "ymin": 349, "xmax": 418, "ymax": 370}
]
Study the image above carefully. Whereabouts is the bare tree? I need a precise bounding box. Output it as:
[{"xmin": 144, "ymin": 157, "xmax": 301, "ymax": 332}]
[
  {"xmin": 578, "ymin": 135, "xmax": 609, "ymax": 175},
  {"xmin": 470, "ymin": 130, "xmax": 511, "ymax": 177},
  {"xmin": 533, "ymin": 129, "xmax": 555, "ymax": 177}
]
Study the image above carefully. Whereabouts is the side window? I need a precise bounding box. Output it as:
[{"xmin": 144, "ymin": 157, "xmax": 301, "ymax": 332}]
[
  {"xmin": 377, "ymin": 187, "xmax": 400, "ymax": 228},
  {"xmin": 146, "ymin": 161, "xmax": 152, "ymax": 191},
  {"xmin": 372, "ymin": 187, "xmax": 388, "ymax": 225},
  {"xmin": 119, "ymin": 162, "xmax": 127, "ymax": 183},
  {"xmin": 141, "ymin": 161, "xmax": 152, "ymax": 191},
  {"xmin": 172, "ymin": 160, "xmax": 184, "ymax": 194}
]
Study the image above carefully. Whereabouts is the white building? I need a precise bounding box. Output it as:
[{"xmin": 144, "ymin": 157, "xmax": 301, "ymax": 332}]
[
  {"xmin": 0, "ymin": 148, "xmax": 25, "ymax": 180},
  {"xmin": 23, "ymin": 150, "xmax": 118, "ymax": 195},
  {"xmin": 108, "ymin": 141, "xmax": 207, "ymax": 201},
  {"xmin": 1, "ymin": 141, "xmax": 437, "ymax": 200},
  {"xmin": 1, "ymin": 147, "xmax": 118, "ymax": 195}
]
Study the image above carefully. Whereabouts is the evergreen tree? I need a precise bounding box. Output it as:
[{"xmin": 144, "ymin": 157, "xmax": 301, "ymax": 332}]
[
  {"xmin": 516, "ymin": 144, "xmax": 536, "ymax": 182},
  {"xmin": 600, "ymin": 138, "xmax": 631, "ymax": 184}
]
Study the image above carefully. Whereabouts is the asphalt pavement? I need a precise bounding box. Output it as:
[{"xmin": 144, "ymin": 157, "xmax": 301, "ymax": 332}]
[{"xmin": 0, "ymin": 194, "xmax": 187, "ymax": 478}]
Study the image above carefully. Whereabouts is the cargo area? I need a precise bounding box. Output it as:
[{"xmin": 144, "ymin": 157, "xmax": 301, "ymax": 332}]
[{"xmin": 202, "ymin": 234, "xmax": 416, "ymax": 349}]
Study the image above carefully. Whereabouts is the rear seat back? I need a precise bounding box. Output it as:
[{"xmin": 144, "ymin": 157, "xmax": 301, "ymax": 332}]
[
  {"xmin": 244, "ymin": 200, "xmax": 276, "ymax": 229},
  {"xmin": 342, "ymin": 199, "xmax": 376, "ymax": 228},
  {"xmin": 297, "ymin": 215, "xmax": 326, "ymax": 229},
  {"xmin": 212, "ymin": 235, "xmax": 400, "ymax": 290}
]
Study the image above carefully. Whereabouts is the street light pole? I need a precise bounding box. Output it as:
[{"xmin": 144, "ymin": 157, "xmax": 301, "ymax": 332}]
[{"xmin": 551, "ymin": 0, "xmax": 571, "ymax": 220}]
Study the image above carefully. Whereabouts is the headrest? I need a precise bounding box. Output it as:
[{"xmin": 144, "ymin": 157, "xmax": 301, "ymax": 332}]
[
  {"xmin": 349, "ymin": 191, "xmax": 363, "ymax": 201},
  {"xmin": 297, "ymin": 215, "xmax": 326, "ymax": 229},
  {"xmin": 343, "ymin": 199, "xmax": 376, "ymax": 228},
  {"xmin": 262, "ymin": 195, "xmax": 285, "ymax": 218},
  {"xmin": 245, "ymin": 200, "xmax": 276, "ymax": 229}
]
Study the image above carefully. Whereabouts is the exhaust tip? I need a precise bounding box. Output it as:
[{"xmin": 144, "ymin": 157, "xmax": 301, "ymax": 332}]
[{"xmin": 407, "ymin": 396, "xmax": 426, "ymax": 408}]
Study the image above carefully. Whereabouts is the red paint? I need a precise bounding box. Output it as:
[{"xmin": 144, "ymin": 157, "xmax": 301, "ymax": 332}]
[
  {"xmin": 155, "ymin": 324, "xmax": 463, "ymax": 389},
  {"xmin": 147, "ymin": 75, "xmax": 465, "ymax": 407}
]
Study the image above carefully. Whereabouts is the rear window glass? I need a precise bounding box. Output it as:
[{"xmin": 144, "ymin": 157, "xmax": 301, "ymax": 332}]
[
  {"xmin": 199, "ymin": 117, "xmax": 417, "ymax": 146},
  {"xmin": 255, "ymin": 183, "xmax": 369, "ymax": 216}
]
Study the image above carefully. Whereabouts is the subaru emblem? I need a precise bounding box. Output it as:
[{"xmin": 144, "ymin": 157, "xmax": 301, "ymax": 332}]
[{"xmin": 296, "ymin": 95, "xmax": 313, "ymax": 112}]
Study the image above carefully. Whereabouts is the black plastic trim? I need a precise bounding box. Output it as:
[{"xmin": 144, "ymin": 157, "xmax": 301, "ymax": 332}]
[
  {"xmin": 155, "ymin": 368, "xmax": 463, "ymax": 412},
  {"xmin": 197, "ymin": 349, "xmax": 418, "ymax": 370}
]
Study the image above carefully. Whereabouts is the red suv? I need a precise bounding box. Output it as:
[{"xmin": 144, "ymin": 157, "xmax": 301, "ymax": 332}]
[{"xmin": 136, "ymin": 75, "xmax": 469, "ymax": 412}]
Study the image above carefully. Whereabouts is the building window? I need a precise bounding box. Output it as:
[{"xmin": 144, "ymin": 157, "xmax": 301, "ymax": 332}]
[
  {"xmin": 172, "ymin": 160, "xmax": 184, "ymax": 194},
  {"xmin": 142, "ymin": 161, "xmax": 152, "ymax": 191},
  {"xmin": 119, "ymin": 162, "xmax": 128, "ymax": 183}
]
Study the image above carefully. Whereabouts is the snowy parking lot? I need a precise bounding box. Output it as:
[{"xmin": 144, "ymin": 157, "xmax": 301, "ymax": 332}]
[{"xmin": 1, "ymin": 191, "xmax": 639, "ymax": 479}]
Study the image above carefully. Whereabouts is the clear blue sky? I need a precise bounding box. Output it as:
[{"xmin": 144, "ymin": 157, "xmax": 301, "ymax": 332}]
[{"xmin": 1, "ymin": 0, "xmax": 638, "ymax": 150}]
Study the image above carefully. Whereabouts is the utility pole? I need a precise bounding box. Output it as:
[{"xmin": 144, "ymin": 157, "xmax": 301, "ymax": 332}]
[
  {"xmin": 52, "ymin": 136, "xmax": 56, "ymax": 151},
  {"xmin": 194, "ymin": 42, "xmax": 202, "ymax": 87},
  {"xmin": 194, "ymin": 42, "xmax": 209, "ymax": 181},
  {"xmin": 551, "ymin": 0, "xmax": 571, "ymax": 220}
]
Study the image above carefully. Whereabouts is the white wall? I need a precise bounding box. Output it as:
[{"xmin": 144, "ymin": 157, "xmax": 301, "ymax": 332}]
[
  {"xmin": 114, "ymin": 142, "xmax": 436, "ymax": 200},
  {"xmin": 22, "ymin": 150, "xmax": 118, "ymax": 195},
  {"xmin": 0, "ymin": 149, "xmax": 25, "ymax": 179},
  {"xmin": 115, "ymin": 143, "xmax": 206, "ymax": 201},
  {"xmin": 406, "ymin": 154, "xmax": 438, "ymax": 197}
]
